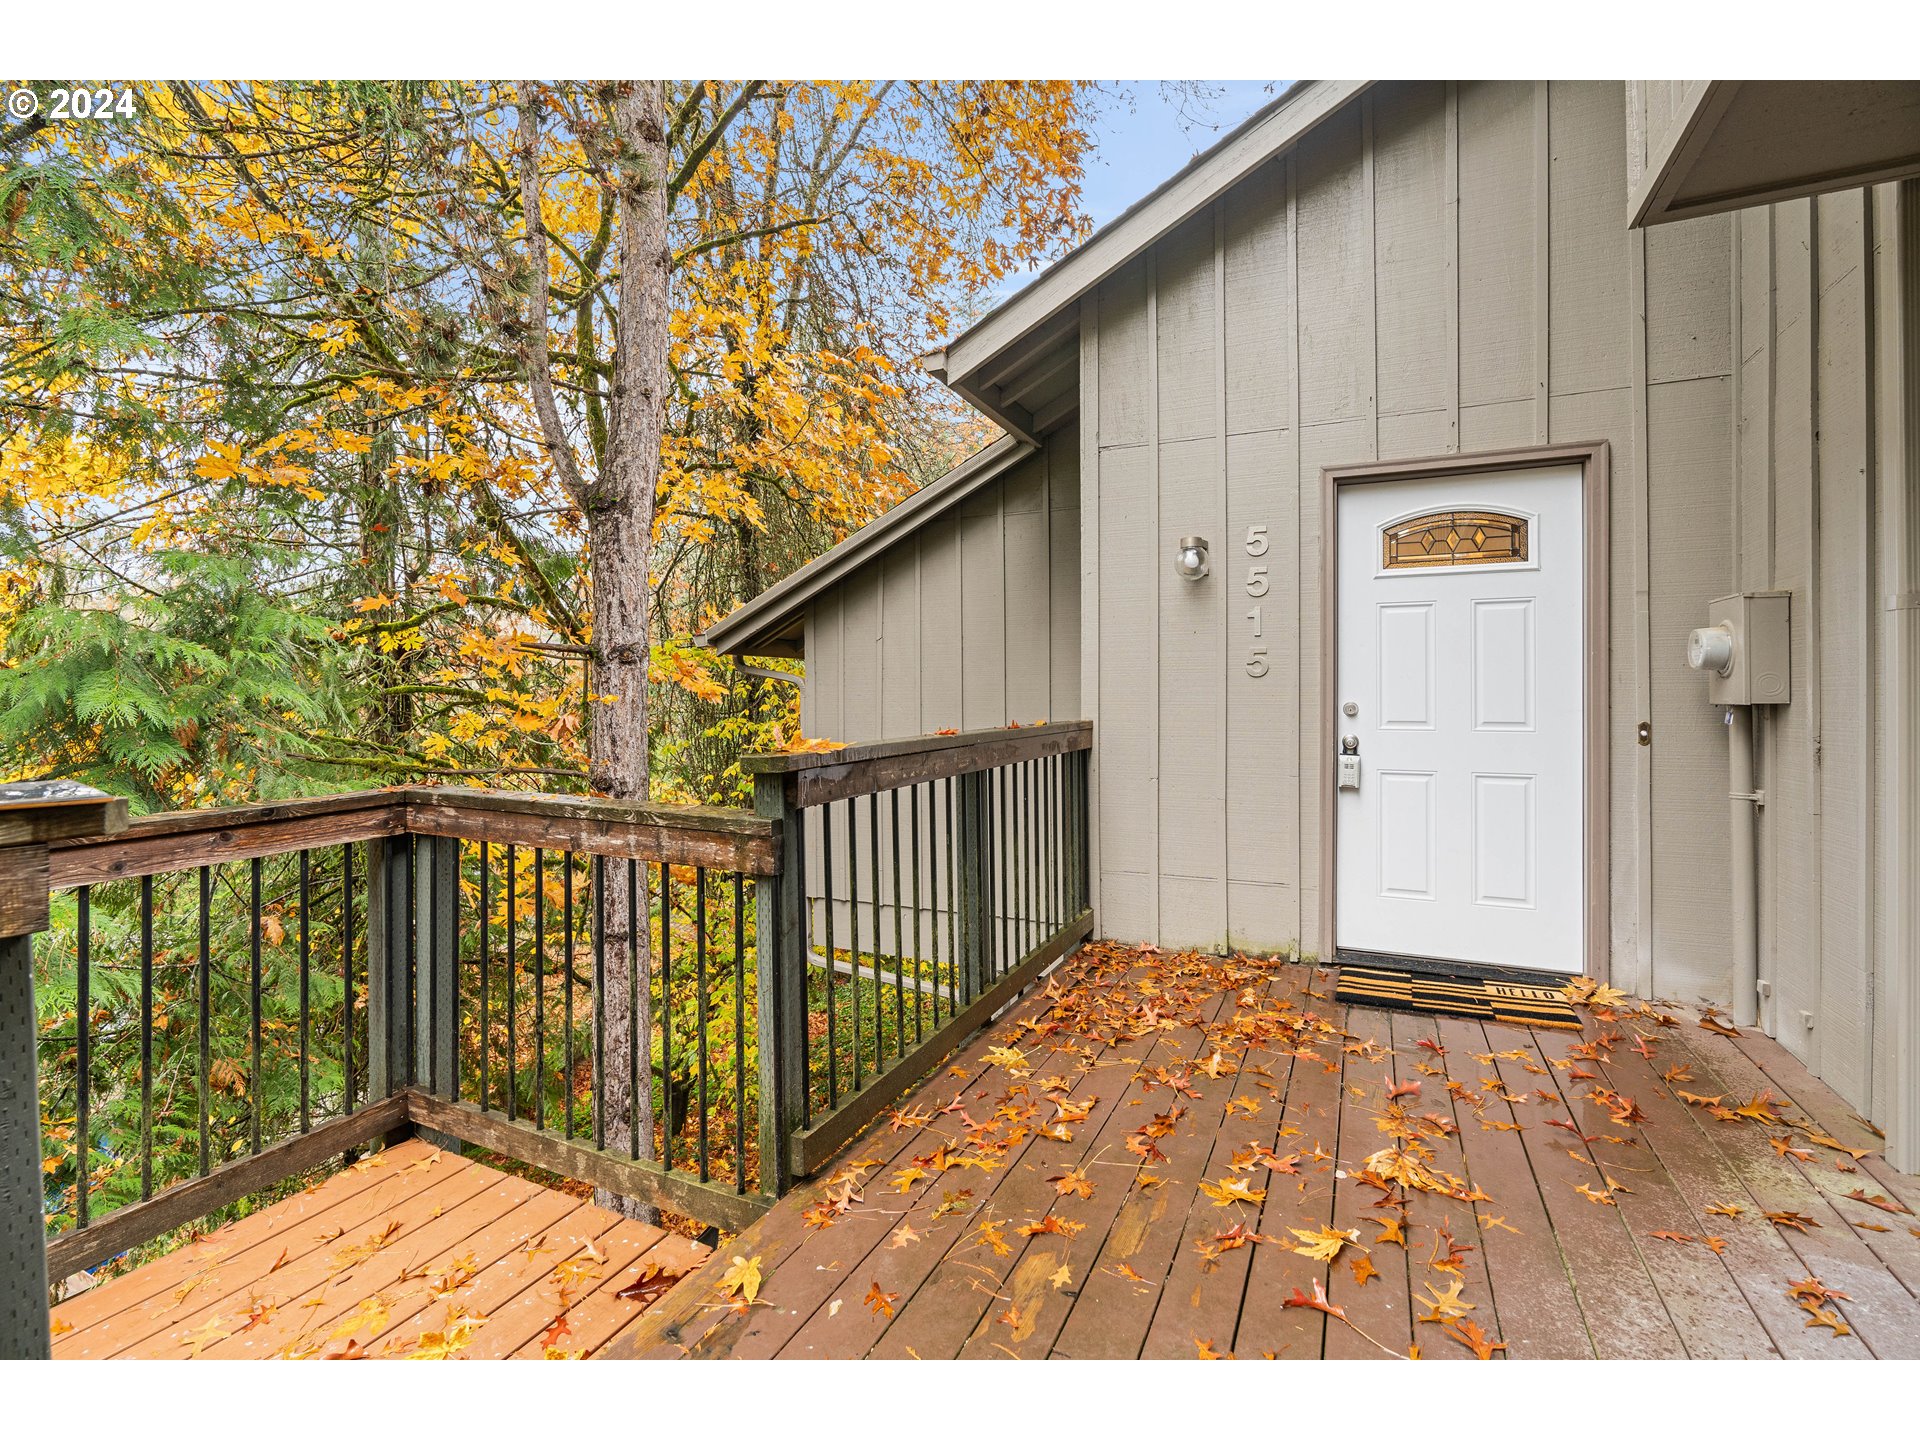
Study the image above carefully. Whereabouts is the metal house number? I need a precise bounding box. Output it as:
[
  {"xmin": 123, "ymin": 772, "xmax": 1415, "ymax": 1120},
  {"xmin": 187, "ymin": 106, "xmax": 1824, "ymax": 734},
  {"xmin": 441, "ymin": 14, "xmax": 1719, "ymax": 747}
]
[{"xmin": 1244, "ymin": 525, "xmax": 1269, "ymax": 677}]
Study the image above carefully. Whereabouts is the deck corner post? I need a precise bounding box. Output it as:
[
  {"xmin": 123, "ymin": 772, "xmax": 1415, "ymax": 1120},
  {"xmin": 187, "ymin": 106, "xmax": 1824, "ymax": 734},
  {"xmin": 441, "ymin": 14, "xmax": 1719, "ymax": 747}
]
[
  {"xmin": 365, "ymin": 835, "xmax": 416, "ymax": 1144},
  {"xmin": 958, "ymin": 770, "xmax": 992, "ymax": 1001},
  {"xmin": 754, "ymin": 774, "xmax": 805, "ymax": 1191},
  {"xmin": 414, "ymin": 834, "xmax": 462, "ymax": 1153},
  {"xmin": 0, "ymin": 782, "xmax": 126, "ymax": 1360}
]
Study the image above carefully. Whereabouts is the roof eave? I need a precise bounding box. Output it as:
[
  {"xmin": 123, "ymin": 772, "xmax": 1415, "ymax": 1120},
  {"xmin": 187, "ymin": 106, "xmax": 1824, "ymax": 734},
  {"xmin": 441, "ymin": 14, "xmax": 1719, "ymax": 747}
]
[
  {"xmin": 940, "ymin": 79, "xmax": 1372, "ymax": 391},
  {"xmin": 699, "ymin": 434, "xmax": 1035, "ymax": 658}
]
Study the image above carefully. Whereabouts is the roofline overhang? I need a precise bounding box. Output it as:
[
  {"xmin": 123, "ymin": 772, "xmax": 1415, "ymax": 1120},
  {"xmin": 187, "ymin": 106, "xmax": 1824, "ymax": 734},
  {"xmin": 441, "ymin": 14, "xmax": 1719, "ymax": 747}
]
[
  {"xmin": 699, "ymin": 434, "xmax": 1036, "ymax": 659},
  {"xmin": 938, "ymin": 79, "xmax": 1372, "ymax": 393},
  {"xmin": 1630, "ymin": 79, "xmax": 1920, "ymax": 227}
]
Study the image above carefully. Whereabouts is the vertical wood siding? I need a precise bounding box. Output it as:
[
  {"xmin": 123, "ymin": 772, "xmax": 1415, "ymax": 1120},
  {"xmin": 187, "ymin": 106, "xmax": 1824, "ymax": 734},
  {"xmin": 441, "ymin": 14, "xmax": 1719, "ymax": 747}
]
[
  {"xmin": 783, "ymin": 81, "xmax": 1905, "ymax": 1135},
  {"xmin": 798, "ymin": 427, "xmax": 1083, "ymax": 744},
  {"xmin": 1077, "ymin": 80, "xmax": 1897, "ymax": 1122},
  {"xmin": 1733, "ymin": 186, "xmax": 1900, "ymax": 1113}
]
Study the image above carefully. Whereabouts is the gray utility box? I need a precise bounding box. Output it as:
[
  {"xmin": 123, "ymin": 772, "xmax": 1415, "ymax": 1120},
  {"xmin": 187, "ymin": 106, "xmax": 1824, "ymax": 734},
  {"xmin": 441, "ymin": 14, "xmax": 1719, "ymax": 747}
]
[{"xmin": 1694, "ymin": 591, "xmax": 1792, "ymax": 705}]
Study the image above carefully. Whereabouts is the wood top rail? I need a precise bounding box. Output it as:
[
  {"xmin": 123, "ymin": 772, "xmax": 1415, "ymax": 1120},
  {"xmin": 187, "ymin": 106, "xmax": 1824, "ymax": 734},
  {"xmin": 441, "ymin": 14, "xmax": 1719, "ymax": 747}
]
[
  {"xmin": 402, "ymin": 787, "xmax": 779, "ymax": 876},
  {"xmin": 45, "ymin": 785, "xmax": 781, "ymax": 887},
  {"xmin": 745, "ymin": 720, "xmax": 1092, "ymax": 809}
]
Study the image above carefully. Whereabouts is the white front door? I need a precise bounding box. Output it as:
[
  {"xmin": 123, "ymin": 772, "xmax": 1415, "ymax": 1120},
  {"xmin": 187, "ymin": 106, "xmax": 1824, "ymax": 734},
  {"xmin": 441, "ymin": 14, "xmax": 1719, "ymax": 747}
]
[{"xmin": 1334, "ymin": 466, "xmax": 1585, "ymax": 973}]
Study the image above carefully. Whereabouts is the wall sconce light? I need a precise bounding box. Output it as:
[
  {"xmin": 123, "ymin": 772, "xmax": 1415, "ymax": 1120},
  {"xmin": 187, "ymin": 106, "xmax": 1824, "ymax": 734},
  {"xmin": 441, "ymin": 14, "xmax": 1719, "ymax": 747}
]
[{"xmin": 1174, "ymin": 535, "xmax": 1210, "ymax": 581}]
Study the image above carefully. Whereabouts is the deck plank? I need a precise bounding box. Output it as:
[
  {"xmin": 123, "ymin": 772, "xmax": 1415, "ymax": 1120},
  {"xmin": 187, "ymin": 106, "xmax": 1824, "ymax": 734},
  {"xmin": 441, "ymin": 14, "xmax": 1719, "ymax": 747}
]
[
  {"xmin": 1532, "ymin": 1016, "xmax": 1779, "ymax": 1358},
  {"xmin": 456, "ymin": 1214, "xmax": 670, "ymax": 1359},
  {"xmin": 1699, "ymin": 1026, "xmax": 1920, "ymax": 1298},
  {"xmin": 111, "ymin": 1152, "xmax": 496, "ymax": 1358},
  {"xmin": 816, "ymin": 1008, "xmax": 1181, "ymax": 1361},
  {"xmin": 605, "ymin": 952, "xmax": 1133, "ymax": 1359},
  {"xmin": 54, "ymin": 1142, "xmax": 469, "ymax": 1359},
  {"xmin": 1436, "ymin": 1014, "xmax": 1595, "ymax": 1358},
  {"xmin": 1317, "ymin": 1010, "xmax": 1410, "ymax": 1358},
  {"xmin": 515, "ymin": 1233, "xmax": 710, "ymax": 1358},
  {"xmin": 1229, "ymin": 974, "xmax": 1348, "ymax": 1359},
  {"xmin": 1660, "ymin": 1022, "xmax": 1920, "ymax": 1357},
  {"xmin": 1477, "ymin": 1019, "xmax": 1689, "ymax": 1358},
  {"xmin": 196, "ymin": 1162, "xmax": 548, "ymax": 1358},
  {"xmin": 1002, "ymin": 978, "xmax": 1245, "ymax": 1359},
  {"xmin": 1386, "ymin": 1010, "xmax": 1503, "ymax": 1361},
  {"xmin": 1135, "ymin": 968, "xmax": 1307, "ymax": 1359},
  {"xmin": 1577, "ymin": 1012, "xmax": 1867, "ymax": 1358},
  {"xmin": 49, "ymin": 1137, "xmax": 444, "ymax": 1346}
]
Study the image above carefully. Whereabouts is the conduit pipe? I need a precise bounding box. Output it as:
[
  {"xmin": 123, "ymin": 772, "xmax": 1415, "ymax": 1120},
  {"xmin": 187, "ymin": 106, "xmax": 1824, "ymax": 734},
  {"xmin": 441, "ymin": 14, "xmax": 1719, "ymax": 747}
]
[{"xmin": 1727, "ymin": 707, "xmax": 1762, "ymax": 1028}]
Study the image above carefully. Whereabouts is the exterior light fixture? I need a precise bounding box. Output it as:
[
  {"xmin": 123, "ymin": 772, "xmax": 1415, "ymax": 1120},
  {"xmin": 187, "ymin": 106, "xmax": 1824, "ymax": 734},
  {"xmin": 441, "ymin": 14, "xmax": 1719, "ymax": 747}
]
[{"xmin": 1174, "ymin": 535, "xmax": 1210, "ymax": 581}]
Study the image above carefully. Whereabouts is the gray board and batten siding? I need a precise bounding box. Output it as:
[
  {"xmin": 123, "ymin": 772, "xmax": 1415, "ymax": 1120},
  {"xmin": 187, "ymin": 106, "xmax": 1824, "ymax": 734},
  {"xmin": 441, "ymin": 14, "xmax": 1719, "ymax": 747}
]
[
  {"xmin": 795, "ymin": 432, "xmax": 1082, "ymax": 958},
  {"xmin": 713, "ymin": 81, "xmax": 1914, "ymax": 1131}
]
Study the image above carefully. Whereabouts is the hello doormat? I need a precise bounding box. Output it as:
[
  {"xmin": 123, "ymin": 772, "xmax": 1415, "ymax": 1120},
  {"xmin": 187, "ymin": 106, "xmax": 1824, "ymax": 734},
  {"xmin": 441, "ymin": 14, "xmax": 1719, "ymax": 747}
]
[{"xmin": 1334, "ymin": 964, "xmax": 1583, "ymax": 1030}]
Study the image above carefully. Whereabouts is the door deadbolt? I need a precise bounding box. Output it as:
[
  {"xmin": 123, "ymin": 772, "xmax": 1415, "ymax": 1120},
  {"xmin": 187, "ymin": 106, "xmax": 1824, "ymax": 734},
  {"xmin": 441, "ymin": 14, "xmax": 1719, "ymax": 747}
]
[{"xmin": 1342, "ymin": 700, "xmax": 1358, "ymax": 717}]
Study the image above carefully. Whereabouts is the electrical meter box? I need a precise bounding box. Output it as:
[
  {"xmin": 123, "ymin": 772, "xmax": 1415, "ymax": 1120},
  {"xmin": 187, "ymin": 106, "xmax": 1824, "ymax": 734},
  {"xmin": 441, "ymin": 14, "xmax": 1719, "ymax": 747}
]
[{"xmin": 1689, "ymin": 591, "xmax": 1791, "ymax": 705}]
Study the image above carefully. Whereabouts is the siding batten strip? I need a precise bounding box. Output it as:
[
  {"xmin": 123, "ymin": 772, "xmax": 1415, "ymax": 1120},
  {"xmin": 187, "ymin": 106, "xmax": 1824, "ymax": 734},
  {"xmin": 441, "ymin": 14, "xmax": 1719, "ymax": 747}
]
[
  {"xmin": 1629, "ymin": 223, "xmax": 1655, "ymax": 999},
  {"xmin": 1445, "ymin": 82, "xmax": 1462, "ymax": 452},
  {"xmin": 1362, "ymin": 94, "xmax": 1379, "ymax": 460},
  {"xmin": 1287, "ymin": 154, "xmax": 1308, "ymax": 949},
  {"xmin": 1149, "ymin": 248, "xmax": 1163, "ymax": 945},
  {"xmin": 1534, "ymin": 80, "xmax": 1552, "ymax": 444},
  {"xmin": 1215, "ymin": 199, "xmax": 1231, "ymax": 944},
  {"xmin": 1079, "ymin": 294, "xmax": 1102, "ymax": 939}
]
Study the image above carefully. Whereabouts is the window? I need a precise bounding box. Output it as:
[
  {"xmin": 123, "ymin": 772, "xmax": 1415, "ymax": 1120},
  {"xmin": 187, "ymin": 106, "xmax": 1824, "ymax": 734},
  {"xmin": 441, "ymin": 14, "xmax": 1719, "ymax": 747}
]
[{"xmin": 1381, "ymin": 509, "xmax": 1529, "ymax": 569}]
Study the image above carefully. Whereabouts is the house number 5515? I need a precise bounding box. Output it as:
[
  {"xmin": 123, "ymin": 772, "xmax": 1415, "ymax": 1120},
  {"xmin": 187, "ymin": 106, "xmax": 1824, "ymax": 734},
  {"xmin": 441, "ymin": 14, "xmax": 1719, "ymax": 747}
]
[{"xmin": 1245, "ymin": 525, "xmax": 1270, "ymax": 676}]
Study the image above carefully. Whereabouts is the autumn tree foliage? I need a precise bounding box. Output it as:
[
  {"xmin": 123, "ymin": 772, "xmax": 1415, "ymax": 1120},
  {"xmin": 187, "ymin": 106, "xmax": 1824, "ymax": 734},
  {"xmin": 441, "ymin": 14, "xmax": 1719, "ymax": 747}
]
[{"xmin": 0, "ymin": 78, "xmax": 1096, "ymax": 809}]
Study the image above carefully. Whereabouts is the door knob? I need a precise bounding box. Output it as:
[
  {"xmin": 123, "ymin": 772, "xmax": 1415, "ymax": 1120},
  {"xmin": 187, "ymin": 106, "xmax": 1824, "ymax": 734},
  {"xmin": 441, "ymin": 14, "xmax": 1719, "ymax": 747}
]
[{"xmin": 1340, "ymin": 735, "xmax": 1359, "ymax": 754}]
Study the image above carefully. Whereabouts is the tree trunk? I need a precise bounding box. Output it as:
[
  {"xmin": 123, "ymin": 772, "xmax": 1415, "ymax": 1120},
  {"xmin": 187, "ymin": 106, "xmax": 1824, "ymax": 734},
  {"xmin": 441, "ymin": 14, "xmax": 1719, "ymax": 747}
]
[
  {"xmin": 589, "ymin": 81, "xmax": 670, "ymax": 1217},
  {"xmin": 517, "ymin": 80, "xmax": 669, "ymax": 1220}
]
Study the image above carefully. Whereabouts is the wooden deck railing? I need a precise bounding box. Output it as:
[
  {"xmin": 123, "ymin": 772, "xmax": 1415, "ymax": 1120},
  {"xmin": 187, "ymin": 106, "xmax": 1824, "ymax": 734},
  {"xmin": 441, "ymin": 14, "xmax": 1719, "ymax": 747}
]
[{"xmin": 0, "ymin": 722, "xmax": 1092, "ymax": 1358}]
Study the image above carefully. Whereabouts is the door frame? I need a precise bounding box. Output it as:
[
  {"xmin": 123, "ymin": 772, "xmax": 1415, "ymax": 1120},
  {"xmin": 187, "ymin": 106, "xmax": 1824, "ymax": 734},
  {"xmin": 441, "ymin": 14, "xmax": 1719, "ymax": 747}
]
[{"xmin": 1318, "ymin": 441, "xmax": 1613, "ymax": 980}]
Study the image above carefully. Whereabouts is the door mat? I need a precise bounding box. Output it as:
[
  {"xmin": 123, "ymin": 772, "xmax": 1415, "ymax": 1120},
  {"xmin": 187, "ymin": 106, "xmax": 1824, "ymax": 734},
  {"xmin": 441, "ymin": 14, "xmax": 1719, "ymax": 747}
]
[{"xmin": 1334, "ymin": 965, "xmax": 1582, "ymax": 1030}]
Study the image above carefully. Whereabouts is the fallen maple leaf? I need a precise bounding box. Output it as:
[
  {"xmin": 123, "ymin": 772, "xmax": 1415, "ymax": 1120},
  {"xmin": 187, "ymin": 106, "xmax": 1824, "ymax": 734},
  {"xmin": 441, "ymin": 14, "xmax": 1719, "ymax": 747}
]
[
  {"xmin": 1415, "ymin": 1279, "xmax": 1475, "ymax": 1324},
  {"xmin": 179, "ymin": 1315, "xmax": 232, "ymax": 1358},
  {"xmin": 1288, "ymin": 1224, "xmax": 1359, "ymax": 1263},
  {"xmin": 1705, "ymin": 1202, "xmax": 1746, "ymax": 1218},
  {"xmin": 1282, "ymin": 1279, "xmax": 1347, "ymax": 1321},
  {"xmin": 1442, "ymin": 1317, "xmax": 1508, "ymax": 1359},
  {"xmin": 615, "ymin": 1263, "xmax": 684, "ymax": 1306},
  {"xmin": 1786, "ymin": 1275, "xmax": 1853, "ymax": 1305},
  {"xmin": 1350, "ymin": 1254, "xmax": 1380, "ymax": 1286},
  {"xmin": 1801, "ymin": 1304, "xmax": 1851, "ymax": 1336},
  {"xmin": 1765, "ymin": 1211, "xmax": 1820, "ymax": 1232},
  {"xmin": 864, "ymin": 1282, "xmax": 899, "ymax": 1318},
  {"xmin": 1845, "ymin": 1188, "xmax": 1913, "ymax": 1216},
  {"xmin": 1199, "ymin": 1176, "xmax": 1266, "ymax": 1208},
  {"xmin": 1195, "ymin": 1337, "xmax": 1228, "ymax": 1359},
  {"xmin": 1049, "ymin": 1168, "xmax": 1095, "ymax": 1199},
  {"xmin": 716, "ymin": 1252, "xmax": 764, "ymax": 1305},
  {"xmin": 1646, "ymin": 1231, "xmax": 1694, "ymax": 1244}
]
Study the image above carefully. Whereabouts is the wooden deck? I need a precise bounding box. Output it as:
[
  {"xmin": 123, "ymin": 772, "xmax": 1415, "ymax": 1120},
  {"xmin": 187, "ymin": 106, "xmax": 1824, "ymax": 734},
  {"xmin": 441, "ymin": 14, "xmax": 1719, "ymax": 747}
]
[
  {"xmin": 609, "ymin": 943, "xmax": 1920, "ymax": 1360},
  {"xmin": 50, "ymin": 1138, "xmax": 708, "ymax": 1359}
]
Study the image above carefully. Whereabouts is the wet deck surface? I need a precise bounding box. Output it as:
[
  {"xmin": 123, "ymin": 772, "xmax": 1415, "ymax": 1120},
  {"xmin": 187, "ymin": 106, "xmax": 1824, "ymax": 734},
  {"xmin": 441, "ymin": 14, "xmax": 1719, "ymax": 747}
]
[
  {"xmin": 608, "ymin": 943, "xmax": 1920, "ymax": 1360},
  {"xmin": 51, "ymin": 1138, "xmax": 707, "ymax": 1359}
]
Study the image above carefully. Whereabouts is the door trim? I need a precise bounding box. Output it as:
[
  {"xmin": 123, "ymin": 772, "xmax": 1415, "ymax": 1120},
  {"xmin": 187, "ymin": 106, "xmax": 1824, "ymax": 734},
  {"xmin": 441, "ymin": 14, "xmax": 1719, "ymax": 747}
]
[{"xmin": 1318, "ymin": 442, "xmax": 1613, "ymax": 981}]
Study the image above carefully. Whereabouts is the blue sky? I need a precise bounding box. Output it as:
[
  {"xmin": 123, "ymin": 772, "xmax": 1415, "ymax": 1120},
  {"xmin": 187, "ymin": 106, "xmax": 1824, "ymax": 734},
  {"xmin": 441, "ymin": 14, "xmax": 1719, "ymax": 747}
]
[{"xmin": 1079, "ymin": 81, "xmax": 1289, "ymax": 227}]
